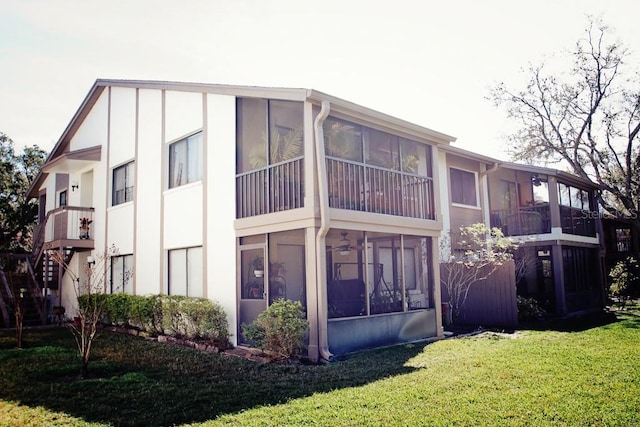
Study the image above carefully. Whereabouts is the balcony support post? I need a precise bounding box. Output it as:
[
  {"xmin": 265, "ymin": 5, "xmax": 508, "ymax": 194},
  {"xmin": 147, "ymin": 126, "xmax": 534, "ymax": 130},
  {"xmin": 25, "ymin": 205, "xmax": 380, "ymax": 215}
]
[{"xmin": 547, "ymin": 176, "xmax": 561, "ymax": 229}]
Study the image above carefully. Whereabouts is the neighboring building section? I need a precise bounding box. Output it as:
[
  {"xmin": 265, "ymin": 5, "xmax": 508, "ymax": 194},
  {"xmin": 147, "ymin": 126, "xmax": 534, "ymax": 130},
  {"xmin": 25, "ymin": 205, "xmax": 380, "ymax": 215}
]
[{"xmin": 440, "ymin": 145, "xmax": 606, "ymax": 324}]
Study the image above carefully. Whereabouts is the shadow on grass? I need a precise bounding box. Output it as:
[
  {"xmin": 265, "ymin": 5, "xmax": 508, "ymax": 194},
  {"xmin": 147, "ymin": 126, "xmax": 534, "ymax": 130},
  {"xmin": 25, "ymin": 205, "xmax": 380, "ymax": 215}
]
[
  {"xmin": 0, "ymin": 327, "xmax": 426, "ymax": 426},
  {"xmin": 518, "ymin": 309, "xmax": 634, "ymax": 333},
  {"xmin": 448, "ymin": 309, "xmax": 638, "ymax": 336}
]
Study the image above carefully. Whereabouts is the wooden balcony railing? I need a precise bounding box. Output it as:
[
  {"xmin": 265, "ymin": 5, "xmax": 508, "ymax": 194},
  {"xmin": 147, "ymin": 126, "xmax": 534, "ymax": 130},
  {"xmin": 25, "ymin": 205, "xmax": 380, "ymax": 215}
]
[
  {"xmin": 236, "ymin": 157, "xmax": 304, "ymax": 218},
  {"xmin": 31, "ymin": 206, "xmax": 93, "ymax": 267},
  {"xmin": 326, "ymin": 158, "xmax": 435, "ymax": 220},
  {"xmin": 42, "ymin": 206, "xmax": 95, "ymax": 243},
  {"xmin": 491, "ymin": 205, "xmax": 551, "ymax": 236},
  {"xmin": 560, "ymin": 206, "xmax": 596, "ymax": 237},
  {"xmin": 491, "ymin": 204, "xmax": 596, "ymax": 237},
  {"xmin": 235, "ymin": 156, "xmax": 435, "ymax": 220}
]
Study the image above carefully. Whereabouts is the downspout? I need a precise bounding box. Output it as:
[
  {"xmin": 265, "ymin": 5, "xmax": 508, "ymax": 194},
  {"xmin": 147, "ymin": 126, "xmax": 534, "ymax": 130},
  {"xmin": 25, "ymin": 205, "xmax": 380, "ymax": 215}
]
[
  {"xmin": 479, "ymin": 161, "xmax": 500, "ymax": 177},
  {"xmin": 314, "ymin": 100, "xmax": 333, "ymax": 362}
]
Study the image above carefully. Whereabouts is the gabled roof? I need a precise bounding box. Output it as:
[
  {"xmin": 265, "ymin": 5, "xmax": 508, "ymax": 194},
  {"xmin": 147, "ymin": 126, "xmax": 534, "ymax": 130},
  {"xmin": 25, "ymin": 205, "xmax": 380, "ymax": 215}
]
[{"xmin": 28, "ymin": 79, "xmax": 458, "ymax": 197}]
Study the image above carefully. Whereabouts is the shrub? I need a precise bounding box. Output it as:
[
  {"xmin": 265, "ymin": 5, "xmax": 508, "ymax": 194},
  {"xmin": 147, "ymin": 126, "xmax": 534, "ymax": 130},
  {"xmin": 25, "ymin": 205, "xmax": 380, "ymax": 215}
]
[
  {"xmin": 517, "ymin": 296, "xmax": 546, "ymax": 322},
  {"xmin": 178, "ymin": 297, "xmax": 230, "ymax": 344},
  {"xmin": 242, "ymin": 299, "xmax": 308, "ymax": 361},
  {"xmin": 103, "ymin": 293, "xmax": 132, "ymax": 327},
  {"xmin": 609, "ymin": 257, "xmax": 639, "ymax": 308},
  {"xmin": 84, "ymin": 294, "xmax": 230, "ymax": 347},
  {"xmin": 128, "ymin": 295, "xmax": 161, "ymax": 332}
]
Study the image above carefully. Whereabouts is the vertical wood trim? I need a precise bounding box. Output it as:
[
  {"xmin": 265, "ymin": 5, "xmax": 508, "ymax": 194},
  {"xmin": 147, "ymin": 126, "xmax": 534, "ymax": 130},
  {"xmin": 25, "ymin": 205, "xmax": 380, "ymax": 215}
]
[
  {"xmin": 552, "ymin": 244, "xmax": 566, "ymax": 314},
  {"xmin": 103, "ymin": 86, "xmax": 112, "ymax": 293},
  {"xmin": 432, "ymin": 236, "xmax": 443, "ymax": 336},
  {"xmin": 132, "ymin": 88, "xmax": 139, "ymax": 295},
  {"xmin": 548, "ymin": 176, "xmax": 561, "ymax": 228},
  {"xmin": 201, "ymin": 93, "xmax": 208, "ymax": 299},
  {"xmin": 160, "ymin": 90, "xmax": 166, "ymax": 294}
]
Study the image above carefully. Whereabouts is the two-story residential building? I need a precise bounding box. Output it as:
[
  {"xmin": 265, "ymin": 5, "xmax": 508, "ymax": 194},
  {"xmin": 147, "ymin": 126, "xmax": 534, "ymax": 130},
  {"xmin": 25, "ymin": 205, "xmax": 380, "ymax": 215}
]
[
  {"xmin": 440, "ymin": 145, "xmax": 606, "ymax": 323},
  {"xmin": 27, "ymin": 79, "xmax": 457, "ymax": 362}
]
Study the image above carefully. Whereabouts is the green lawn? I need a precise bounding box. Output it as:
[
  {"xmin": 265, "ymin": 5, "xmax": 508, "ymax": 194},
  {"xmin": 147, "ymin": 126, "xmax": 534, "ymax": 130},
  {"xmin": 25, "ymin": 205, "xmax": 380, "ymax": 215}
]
[{"xmin": 1, "ymin": 310, "xmax": 639, "ymax": 426}]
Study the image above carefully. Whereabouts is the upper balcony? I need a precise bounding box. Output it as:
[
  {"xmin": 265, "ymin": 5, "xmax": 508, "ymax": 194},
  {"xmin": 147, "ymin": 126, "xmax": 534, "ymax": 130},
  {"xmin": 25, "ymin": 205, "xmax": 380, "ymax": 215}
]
[
  {"xmin": 235, "ymin": 156, "xmax": 435, "ymax": 220},
  {"xmin": 235, "ymin": 102, "xmax": 437, "ymax": 222},
  {"xmin": 325, "ymin": 157, "xmax": 434, "ymax": 219},
  {"xmin": 32, "ymin": 206, "xmax": 95, "ymax": 265},
  {"xmin": 490, "ymin": 205, "xmax": 596, "ymax": 237},
  {"xmin": 488, "ymin": 166, "xmax": 598, "ymax": 238}
]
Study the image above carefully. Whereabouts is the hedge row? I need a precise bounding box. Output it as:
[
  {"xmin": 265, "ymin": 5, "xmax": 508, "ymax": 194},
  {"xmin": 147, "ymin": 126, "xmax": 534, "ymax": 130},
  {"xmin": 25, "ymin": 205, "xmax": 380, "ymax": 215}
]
[{"xmin": 78, "ymin": 294, "xmax": 230, "ymax": 346}]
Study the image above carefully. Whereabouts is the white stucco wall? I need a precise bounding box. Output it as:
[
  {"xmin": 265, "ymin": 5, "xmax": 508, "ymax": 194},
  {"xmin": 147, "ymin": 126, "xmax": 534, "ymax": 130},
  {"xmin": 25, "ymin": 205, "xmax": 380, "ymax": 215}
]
[
  {"xmin": 205, "ymin": 94, "xmax": 237, "ymax": 342},
  {"xmin": 163, "ymin": 183, "xmax": 203, "ymax": 249},
  {"xmin": 107, "ymin": 203, "xmax": 134, "ymax": 254},
  {"xmin": 165, "ymin": 91, "xmax": 203, "ymax": 143},
  {"xmin": 109, "ymin": 87, "xmax": 136, "ymax": 166},
  {"xmin": 71, "ymin": 91, "xmax": 109, "ymax": 151},
  {"xmin": 135, "ymin": 89, "xmax": 163, "ymax": 295}
]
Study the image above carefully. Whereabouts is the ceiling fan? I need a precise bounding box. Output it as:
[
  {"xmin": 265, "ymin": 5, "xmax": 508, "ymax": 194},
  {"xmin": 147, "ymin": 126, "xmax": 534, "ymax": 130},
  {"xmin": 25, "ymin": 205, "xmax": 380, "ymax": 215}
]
[{"xmin": 329, "ymin": 232, "xmax": 364, "ymax": 256}]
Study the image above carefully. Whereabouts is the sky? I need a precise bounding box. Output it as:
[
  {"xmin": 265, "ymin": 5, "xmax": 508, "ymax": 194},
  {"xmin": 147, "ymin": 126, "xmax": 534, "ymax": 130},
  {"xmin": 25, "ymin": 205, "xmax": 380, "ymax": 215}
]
[{"xmin": 1, "ymin": 0, "xmax": 639, "ymax": 161}]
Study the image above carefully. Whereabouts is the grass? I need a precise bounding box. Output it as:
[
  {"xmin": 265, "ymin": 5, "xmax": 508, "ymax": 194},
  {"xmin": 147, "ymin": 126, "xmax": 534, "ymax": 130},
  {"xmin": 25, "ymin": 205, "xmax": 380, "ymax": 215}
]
[{"xmin": 1, "ymin": 309, "xmax": 639, "ymax": 426}]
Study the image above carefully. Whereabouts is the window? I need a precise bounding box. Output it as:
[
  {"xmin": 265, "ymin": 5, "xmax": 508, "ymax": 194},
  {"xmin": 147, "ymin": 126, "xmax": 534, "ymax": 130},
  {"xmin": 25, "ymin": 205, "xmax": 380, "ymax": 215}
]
[
  {"xmin": 110, "ymin": 254, "xmax": 133, "ymax": 294},
  {"xmin": 616, "ymin": 228, "xmax": 631, "ymax": 252},
  {"xmin": 169, "ymin": 132, "xmax": 202, "ymax": 188},
  {"xmin": 112, "ymin": 161, "xmax": 135, "ymax": 205},
  {"xmin": 58, "ymin": 190, "xmax": 67, "ymax": 207},
  {"xmin": 322, "ymin": 116, "xmax": 433, "ymax": 178},
  {"xmin": 236, "ymin": 99, "xmax": 304, "ymax": 173},
  {"xmin": 400, "ymin": 138, "xmax": 431, "ymax": 177},
  {"xmin": 501, "ymin": 180, "xmax": 518, "ymax": 211},
  {"xmin": 168, "ymin": 246, "xmax": 203, "ymax": 297},
  {"xmin": 558, "ymin": 183, "xmax": 591, "ymax": 210},
  {"xmin": 450, "ymin": 168, "xmax": 478, "ymax": 206},
  {"xmin": 323, "ymin": 117, "xmax": 364, "ymax": 162},
  {"xmin": 364, "ymin": 128, "xmax": 400, "ymax": 170}
]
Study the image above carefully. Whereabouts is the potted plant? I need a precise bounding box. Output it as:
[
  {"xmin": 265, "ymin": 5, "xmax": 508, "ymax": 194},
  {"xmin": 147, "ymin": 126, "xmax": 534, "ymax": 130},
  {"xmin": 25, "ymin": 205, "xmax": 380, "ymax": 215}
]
[
  {"xmin": 52, "ymin": 305, "xmax": 65, "ymax": 326},
  {"xmin": 79, "ymin": 217, "xmax": 93, "ymax": 239},
  {"xmin": 251, "ymin": 256, "xmax": 264, "ymax": 278}
]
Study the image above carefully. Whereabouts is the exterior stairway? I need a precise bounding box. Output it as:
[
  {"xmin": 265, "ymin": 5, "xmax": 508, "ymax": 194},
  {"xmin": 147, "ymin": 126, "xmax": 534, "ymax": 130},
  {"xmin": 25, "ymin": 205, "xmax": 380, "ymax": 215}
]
[
  {"xmin": 0, "ymin": 254, "xmax": 48, "ymax": 328},
  {"xmin": 0, "ymin": 206, "xmax": 93, "ymax": 328}
]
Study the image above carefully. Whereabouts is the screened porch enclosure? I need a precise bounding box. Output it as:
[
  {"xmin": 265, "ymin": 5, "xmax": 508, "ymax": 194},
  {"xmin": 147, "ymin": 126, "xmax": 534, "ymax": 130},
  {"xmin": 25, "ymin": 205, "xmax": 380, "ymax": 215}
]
[
  {"xmin": 489, "ymin": 172, "xmax": 597, "ymax": 237},
  {"xmin": 326, "ymin": 230, "xmax": 433, "ymax": 319}
]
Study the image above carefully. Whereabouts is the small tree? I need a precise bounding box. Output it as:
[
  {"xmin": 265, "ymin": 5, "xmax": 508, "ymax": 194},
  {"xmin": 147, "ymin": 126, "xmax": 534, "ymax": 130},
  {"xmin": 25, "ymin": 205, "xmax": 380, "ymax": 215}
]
[
  {"xmin": 609, "ymin": 256, "xmax": 638, "ymax": 308},
  {"xmin": 49, "ymin": 245, "xmax": 121, "ymax": 378},
  {"xmin": 10, "ymin": 286, "xmax": 26, "ymax": 349},
  {"xmin": 440, "ymin": 223, "xmax": 516, "ymax": 323}
]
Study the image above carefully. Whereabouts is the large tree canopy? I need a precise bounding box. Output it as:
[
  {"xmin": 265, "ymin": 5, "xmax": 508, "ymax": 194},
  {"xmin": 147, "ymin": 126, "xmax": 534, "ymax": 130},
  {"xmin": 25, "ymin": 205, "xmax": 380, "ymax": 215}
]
[
  {"xmin": 489, "ymin": 18, "xmax": 640, "ymax": 220},
  {"xmin": 0, "ymin": 132, "xmax": 47, "ymax": 252}
]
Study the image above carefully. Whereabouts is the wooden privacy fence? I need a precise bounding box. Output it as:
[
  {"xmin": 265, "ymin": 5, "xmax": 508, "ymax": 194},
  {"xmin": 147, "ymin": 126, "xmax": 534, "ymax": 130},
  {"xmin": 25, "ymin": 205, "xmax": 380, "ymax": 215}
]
[{"xmin": 440, "ymin": 259, "xmax": 517, "ymax": 328}]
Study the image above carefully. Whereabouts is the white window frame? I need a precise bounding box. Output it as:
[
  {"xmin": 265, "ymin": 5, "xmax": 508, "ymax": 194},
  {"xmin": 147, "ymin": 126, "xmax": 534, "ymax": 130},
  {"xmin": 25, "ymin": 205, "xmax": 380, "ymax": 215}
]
[
  {"xmin": 449, "ymin": 167, "xmax": 480, "ymax": 208},
  {"xmin": 110, "ymin": 254, "xmax": 133, "ymax": 294},
  {"xmin": 58, "ymin": 189, "xmax": 68, "ymax": 207},
  {"xmin": 168, "ymin": 131, "xmax": 203, "ymax": 189},
  {"xmin": 168, "ymin": 246, "xmax": 203, "ymax": 297},
  {"xmin": 112, "ymin": 161, "xmax": 135, "ymax": 206}
]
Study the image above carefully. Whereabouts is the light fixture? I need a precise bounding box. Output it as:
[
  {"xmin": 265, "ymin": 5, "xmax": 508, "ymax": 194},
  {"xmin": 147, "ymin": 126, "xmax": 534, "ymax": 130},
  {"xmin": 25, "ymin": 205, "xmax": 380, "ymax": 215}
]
[
  {"xmin": 87, "ymin": 256, "xmax": 95, "ymax": 267},
  {"xmin": 531, "ymin": 174, "xmax": 542, "ymax": 187},
  {"xmin": 71, "ymin": 181, "xmax": 79, "ymax": 192},
  {"xmin": 338, "ymin": 232, "xmax": 351, "ymax": 256}
]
